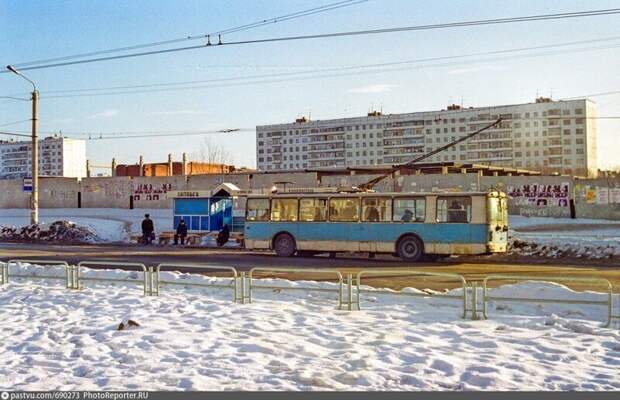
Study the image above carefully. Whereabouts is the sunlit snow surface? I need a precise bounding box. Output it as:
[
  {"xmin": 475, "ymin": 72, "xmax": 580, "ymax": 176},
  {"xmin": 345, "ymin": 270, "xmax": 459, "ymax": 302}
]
[{"xmin": 1, "ymin": 264, "xmax": 619, "ymax": 391}]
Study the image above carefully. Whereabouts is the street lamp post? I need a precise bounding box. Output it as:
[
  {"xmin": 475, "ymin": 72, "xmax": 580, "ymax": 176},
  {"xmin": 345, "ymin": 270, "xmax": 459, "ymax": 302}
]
[{"xmin": 6, "ymin": 65, "xmax": 39, "ymax": 225}]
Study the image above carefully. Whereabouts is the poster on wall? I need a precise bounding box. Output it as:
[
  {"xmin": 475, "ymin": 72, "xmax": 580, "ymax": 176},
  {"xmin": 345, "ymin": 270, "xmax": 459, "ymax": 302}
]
[
  {"xmin": 610, "ymin": 188, "xmax": 620, "ymax": 204},
  {"xmin": 585, "ymin": 187, "xmax": 597, "ymax": 204},
  {"xmin": 506, "ymin": 182, "xmax": 570, "ymax": 207},
  {"xmin": 597, "ymin": 188, "xmax": 609, "ymax": 205}
]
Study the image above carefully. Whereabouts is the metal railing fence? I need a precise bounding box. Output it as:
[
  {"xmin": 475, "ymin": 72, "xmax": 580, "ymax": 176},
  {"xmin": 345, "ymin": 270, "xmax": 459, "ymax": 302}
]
[
  {"xmin": 154, "ymin": 263, "xmax": 241, "ymax": 302},
  {"xmin": 0, "ymin": 259, "xmax": 618, "ymax": 329},
  {"xmin": 5, "ymin": 259, "xmax": 69, "ymax": 286},
  {"xmin": 76, "ymin": 261, "xmax": 152, "ymax": 295},
  {"xmin": 247, "ymin": 267, "xmax": 345, "ymax": 309},
  {"xmin": 354, "ymin": 269, "xmax": 470, "ymax": 318},
  {"xmin": 482, "ymin": 275, "xmax": 618, "ymax": 327}
]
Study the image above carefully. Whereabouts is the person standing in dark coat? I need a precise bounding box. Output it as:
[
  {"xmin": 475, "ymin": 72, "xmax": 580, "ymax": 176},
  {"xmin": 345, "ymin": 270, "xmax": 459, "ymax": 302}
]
[
  {"xmin": 217, "ymin": 224, "xmax": 230, "ymax": 247},
  {"xmin": 141, "ymin": 214, "xmax": 155, "ymax": 245},
  {"xmin": 174, "ymin": 219, "xmax": 188, "ymax": 245}
]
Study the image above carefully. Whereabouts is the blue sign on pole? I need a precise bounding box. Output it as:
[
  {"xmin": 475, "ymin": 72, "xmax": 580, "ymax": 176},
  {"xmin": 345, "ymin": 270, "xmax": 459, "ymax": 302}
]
[{"xmin": 23, "ymin": 177, "xmax": 33, "ymax": 192}]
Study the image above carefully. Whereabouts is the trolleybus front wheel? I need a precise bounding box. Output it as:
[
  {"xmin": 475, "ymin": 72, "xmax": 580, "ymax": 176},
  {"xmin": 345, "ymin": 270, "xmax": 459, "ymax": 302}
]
[
  {"xmin": 396, "ymin": 235, "xmax": 424, "ymax": 262},
  {"xmin": 273, "ymin": 233, "xmax": 296, "ymax": 257}
]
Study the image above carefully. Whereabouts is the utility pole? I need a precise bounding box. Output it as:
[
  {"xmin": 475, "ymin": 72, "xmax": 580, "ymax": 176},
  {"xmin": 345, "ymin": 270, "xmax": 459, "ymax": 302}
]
[{"xmin": 7, "ymin": 65, "xmax": 38, "ymax": 224}]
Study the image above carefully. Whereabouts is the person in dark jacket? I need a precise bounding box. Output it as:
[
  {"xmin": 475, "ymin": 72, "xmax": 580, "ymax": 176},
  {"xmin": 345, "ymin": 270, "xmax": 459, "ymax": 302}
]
[
  {"xmin": 141, "ymin": 214, "xmax": 155, "ymax": 245},
  {"xmin": 174, "ymin": 219, "xmax": 188, "ymax": 245},
  {"xmin": 216, "ymin": 224, "xmax": 230, "ymax": 247}
]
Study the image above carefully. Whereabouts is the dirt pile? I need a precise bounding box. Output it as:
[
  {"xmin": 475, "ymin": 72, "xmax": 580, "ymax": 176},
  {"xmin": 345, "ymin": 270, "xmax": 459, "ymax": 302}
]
[{"xmin": 0, "ymin": 220, "xmax": 100, "ymax": 243}]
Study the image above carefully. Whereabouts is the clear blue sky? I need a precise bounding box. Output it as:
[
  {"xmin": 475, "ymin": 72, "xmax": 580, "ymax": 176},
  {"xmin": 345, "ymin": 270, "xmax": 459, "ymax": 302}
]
[{"xmin": 2, "ymin": 0, "xmax": 620, "ymax": 170}]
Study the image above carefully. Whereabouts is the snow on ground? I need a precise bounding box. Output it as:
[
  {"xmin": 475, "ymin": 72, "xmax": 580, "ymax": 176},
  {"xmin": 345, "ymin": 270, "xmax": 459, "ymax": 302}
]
[
  {"xmin": 509, "ymin": 216, "xmax": 620, "ymax": 258},
  {"xmin": 1, "ymin": 264, "xmax": 619, "ymax": 391},
  {"xmin": 0, "ymin": 209, "xmax": 171, "ymax": 242}
]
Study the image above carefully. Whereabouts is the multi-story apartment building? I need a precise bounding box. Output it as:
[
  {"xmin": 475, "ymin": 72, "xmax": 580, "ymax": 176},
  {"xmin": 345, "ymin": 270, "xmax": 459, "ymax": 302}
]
[
  {"xmin": 256, "ymin": 98, "xmax": 598, "ymax": 177},
  {"xmin": 0, "ymin": 136, "xmax": 87, "ymax": 179}
]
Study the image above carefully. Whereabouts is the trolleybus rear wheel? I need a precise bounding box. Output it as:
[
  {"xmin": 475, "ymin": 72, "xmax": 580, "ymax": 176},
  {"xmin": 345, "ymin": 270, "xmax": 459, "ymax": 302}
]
[
  {"xmin": 396, "ymin": 235, "xmax": 423, "ymax": 262},
  {"xmin": 273, "ymin": 233, "xmax": 296, "ymax": 257}
]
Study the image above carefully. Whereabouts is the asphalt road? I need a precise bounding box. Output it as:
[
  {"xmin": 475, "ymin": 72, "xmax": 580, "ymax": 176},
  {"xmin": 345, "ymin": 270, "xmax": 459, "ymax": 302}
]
[{"xmin": 2, "ymin": 242, "xmax": 619, "ymax": 291}]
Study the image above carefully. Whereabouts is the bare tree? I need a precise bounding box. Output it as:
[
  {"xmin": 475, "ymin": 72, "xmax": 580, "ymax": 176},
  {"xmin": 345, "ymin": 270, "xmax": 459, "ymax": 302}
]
[{"xmin": 193, "ymin": 137, "xmax": 233, "ymax": 165}]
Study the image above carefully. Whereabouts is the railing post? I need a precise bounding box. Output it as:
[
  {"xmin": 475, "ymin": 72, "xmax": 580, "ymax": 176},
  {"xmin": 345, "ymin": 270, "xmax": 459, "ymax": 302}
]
[
  {"xmin": 0, "ymin": 262, "xmax": 7, "ymax": 285},
  {"xmin": 347, "ymin": 273, "xmax": 353, "ymax": 311},
  {"xmin": 241, "ymin": 272, "xmax": 248, "ymax": 304},
  {"xmin": 471, "ymin": 282, "xmax": 479, "ymax": 321}
]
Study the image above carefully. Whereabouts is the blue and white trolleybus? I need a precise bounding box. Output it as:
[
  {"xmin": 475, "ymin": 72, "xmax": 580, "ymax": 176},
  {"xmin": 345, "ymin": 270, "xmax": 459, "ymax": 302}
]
[{"xmin": 243, "ymin": 190, "xmax": 508, "ymax": 261}]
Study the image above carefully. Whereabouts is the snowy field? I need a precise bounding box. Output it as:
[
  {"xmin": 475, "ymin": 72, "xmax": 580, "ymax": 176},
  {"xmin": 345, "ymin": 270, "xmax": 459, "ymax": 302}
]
[{"xmin": 1, "ymin": 264, "xmax": 619, "ymax": 391}]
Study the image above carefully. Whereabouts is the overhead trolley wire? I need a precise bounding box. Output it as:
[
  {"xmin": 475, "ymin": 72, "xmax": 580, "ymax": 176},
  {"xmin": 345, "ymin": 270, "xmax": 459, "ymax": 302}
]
[
  {"xmin": 11, "ymin": 37, "xmax": 620, "ymax": 99},
  {"xmin": 9, "ymin": 0, "xmax": 368, "ymax": 68},
  {"xmin": 2, "ymin": 8, "xmax": 619, "ymax": 73},
  {"xmin": 0, "ymin": 119, "xmax": 31, "ymax": 128}
]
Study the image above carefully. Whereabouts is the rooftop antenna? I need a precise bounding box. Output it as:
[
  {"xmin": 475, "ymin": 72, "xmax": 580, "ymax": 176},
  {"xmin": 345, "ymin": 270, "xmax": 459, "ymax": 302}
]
[{"xmin": 550, "ymin": 88, "xmax": 553, "ymax": 99}]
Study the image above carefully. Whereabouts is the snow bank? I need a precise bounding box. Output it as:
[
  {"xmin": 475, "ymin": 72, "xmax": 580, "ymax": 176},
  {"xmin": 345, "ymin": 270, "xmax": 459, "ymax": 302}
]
[
  {"xmin": 0, "ymin": 209, "xmax": 171, "ymax": 242},
  {"xmin": 1, "ymin": 265, "xmax": 619, "ymax": 391},
  {"xmin": 509, "ymin": 215, "xmax": 620, "ymax": 260}
]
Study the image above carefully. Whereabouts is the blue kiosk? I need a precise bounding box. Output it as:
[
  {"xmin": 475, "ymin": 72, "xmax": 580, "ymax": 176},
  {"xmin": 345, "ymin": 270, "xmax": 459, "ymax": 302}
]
[{"xmin": 169, "ymin": 183, "xmax": 245, "ymax": 233}]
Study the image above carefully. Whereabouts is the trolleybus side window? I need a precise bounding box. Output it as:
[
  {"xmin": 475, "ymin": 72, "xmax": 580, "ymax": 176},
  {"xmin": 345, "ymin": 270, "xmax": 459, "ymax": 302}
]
[
  {"xmin": 246, "ymin": 198, "xmax": 270, "ymax": 221},
  {"xmin": 271, "ymin": 198, "xmax": 299, "ymax": 222},
  {"xmin": 299, "ymin": 198, "xmax": 328, "ymax": 222},
  {"xmin": 362, "ymin": 197, "xmax": 392, "ymax": 222},
  {"xmin": 329, "ymin": 197, "xmax": 360, "ymax": 222},
  {"xmin": 436, "ymin": 196, "xmax": 471, "ymax": 223},
  {"xmin": 393, "ymin": 197, "xmax": 425, "ymax": 222}
]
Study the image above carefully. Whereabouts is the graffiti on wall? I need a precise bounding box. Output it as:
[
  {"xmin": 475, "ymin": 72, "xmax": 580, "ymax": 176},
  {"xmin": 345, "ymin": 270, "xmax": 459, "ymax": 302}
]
[
  {"xmin": 133, "ymin": 183, "xmax": 172, "ymax": 201},
  {"xmin": 507, "ymin": 182, "xmax": 570, "ymax": 207}
]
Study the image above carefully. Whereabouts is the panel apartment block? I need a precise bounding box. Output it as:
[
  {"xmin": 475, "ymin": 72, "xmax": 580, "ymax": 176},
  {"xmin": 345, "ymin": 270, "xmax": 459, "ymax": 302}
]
[
  {"xmin": 0, "ymin": 136, "xmax": 87, "ymax": 179},
  {"xmin": 256, "ymin": 98, "xmax": 597, "ymax": 177}
]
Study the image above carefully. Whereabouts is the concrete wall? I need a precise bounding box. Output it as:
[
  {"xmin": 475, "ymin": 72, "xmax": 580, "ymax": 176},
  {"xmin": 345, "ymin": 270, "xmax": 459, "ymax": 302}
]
[
  {"xmin": 0, "ymin": 179, "xmax": 30, "ymax": 208},
  {"xmin": 40, "ymin": 178, "xmax": 79, "ymax": 208},
  {"xmin": 2, "ymin": 172, "xmax": 620, "ymax": 220},
  {"xmin": 80, "ymin": 176, "xmax": 134, "ymax": 208}
]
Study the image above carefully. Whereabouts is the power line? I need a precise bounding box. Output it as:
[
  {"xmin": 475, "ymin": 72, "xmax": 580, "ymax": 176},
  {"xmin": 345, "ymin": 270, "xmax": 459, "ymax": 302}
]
[
  {"xmin": 20, "ymin": 40, "xmax": 620, "ymax": 99},
  {"xmin": 0, "ymin": 119, "xmax": 31, "ymax": 128},
  {"xmin": 2, "ymin": 8, "xmax": 619, "ymax": 73},
  {"xmin": 24, "ymin": 35, "xmax": 620, "ymax": 96},
  {"xmin": 0, "ymin": 96, "xmax": 30, "ymax": 101},
  {"xmin": 0, "ymin": 131, "xmax": 31, "ymax": 138},
  {"xmin": 10, "ymin": 0, "xmax": 368, "ymax": 68},
  {"xmin": 4, "ymin": 128, "xmax": 253, "ymax": 139},
  {"xmin": 562, "ymin": 90, "xmax": 620, "ymax": 100}
]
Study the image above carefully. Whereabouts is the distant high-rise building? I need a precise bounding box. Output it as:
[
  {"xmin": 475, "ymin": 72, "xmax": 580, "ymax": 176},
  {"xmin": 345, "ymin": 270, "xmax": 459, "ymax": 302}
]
[
  {"xmin": 256, "ymin": 98, "xmax": 598, "ymax": 177},
  {"xmin": 0, "ymin": 136, "xmax": 87, "ymax": 179}
]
